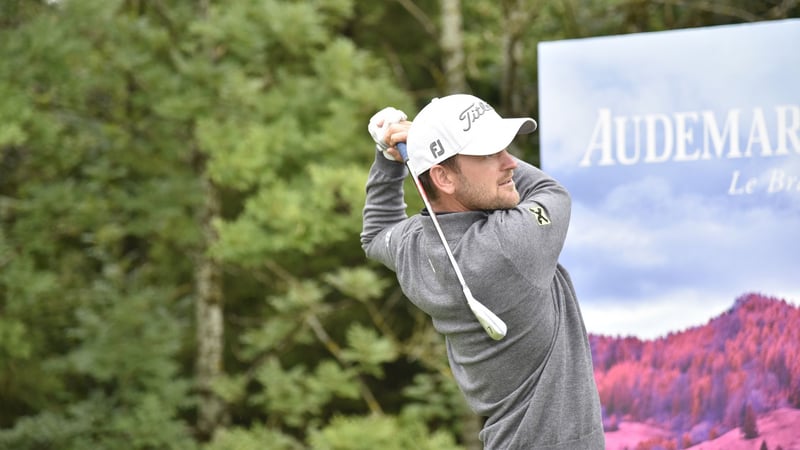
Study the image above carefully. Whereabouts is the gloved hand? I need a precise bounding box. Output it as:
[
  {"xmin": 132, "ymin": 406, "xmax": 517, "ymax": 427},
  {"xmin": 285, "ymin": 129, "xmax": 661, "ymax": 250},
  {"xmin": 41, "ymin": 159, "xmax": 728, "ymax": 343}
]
[{"xmin": 368, "ymin": 107, "xmax": 408, "ymax": 160}]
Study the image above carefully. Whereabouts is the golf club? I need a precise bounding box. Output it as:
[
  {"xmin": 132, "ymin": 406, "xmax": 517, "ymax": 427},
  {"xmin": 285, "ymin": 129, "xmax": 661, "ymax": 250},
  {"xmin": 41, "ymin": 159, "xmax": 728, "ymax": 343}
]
[{"xmin": 368, "ymin": 122, "xmax": 506, "ymax": 340}]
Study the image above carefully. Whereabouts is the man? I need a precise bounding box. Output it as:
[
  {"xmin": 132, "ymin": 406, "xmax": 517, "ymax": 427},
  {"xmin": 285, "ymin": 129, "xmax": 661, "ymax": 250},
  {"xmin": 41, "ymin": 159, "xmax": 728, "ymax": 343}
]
[{"xmin": 361, "ymin": 94, "xmax": 604, "ymax": 449}]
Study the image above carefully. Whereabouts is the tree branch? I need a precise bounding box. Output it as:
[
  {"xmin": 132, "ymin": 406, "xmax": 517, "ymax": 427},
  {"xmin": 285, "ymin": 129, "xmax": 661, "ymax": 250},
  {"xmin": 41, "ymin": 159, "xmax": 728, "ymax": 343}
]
[
  {"xmin": 305, "ymin": 314, "xmax": 384, "ymax": 414},
  {"xmin": 394, "ymin": 0, "xmax": 437, "ymax": 37}
]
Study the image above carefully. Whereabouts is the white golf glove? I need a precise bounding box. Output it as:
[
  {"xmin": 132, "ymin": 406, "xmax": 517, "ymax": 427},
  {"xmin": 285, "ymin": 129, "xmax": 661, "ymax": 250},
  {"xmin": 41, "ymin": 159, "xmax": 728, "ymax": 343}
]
[{"xmin": 368, "ymin": 107, "xmax": 407, "ymax": 160}]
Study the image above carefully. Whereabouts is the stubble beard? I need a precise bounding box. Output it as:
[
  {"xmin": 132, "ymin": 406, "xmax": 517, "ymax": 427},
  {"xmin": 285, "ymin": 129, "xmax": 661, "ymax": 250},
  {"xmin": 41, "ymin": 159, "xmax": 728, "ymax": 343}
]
[{"xmin": 455, "ymin": 174, "xmax": 520, "ymax": 211}]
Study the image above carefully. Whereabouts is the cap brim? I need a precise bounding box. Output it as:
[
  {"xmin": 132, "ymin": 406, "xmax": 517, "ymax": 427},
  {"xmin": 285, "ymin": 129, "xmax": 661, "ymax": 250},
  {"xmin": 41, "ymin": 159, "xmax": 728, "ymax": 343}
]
[{"xmin": 459, "ymin": 117, "xmax": 538, "ymax": 156}]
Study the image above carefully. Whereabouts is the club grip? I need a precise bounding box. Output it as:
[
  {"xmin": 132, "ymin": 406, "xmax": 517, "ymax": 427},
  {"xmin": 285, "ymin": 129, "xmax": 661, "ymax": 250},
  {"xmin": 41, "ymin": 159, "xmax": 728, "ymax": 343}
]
[{"xmin": 397, "ymin": 142, "xmax": 409, "ymax": 162}]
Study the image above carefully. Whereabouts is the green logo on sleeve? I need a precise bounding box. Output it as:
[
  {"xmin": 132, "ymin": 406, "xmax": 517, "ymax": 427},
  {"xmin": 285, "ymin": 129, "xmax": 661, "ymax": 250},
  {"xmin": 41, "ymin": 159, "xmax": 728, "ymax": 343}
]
[{"xmin": 528, "ymin": 206, "xmax": 551, "ymax": 226}]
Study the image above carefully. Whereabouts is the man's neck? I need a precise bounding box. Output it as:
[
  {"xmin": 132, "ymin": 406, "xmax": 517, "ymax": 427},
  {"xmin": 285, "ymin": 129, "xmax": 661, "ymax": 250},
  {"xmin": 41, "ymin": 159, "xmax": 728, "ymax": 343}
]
[{"xmin": 429, "ymin": 196, "xmax": 468, "ymax": 213}]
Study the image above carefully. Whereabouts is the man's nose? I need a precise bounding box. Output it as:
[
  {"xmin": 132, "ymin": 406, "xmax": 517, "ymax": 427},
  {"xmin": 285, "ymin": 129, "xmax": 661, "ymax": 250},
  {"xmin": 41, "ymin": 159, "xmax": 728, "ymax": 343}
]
[{"xmin": 500, "ymin": 150, "xmax": 518, "ymax": 169}]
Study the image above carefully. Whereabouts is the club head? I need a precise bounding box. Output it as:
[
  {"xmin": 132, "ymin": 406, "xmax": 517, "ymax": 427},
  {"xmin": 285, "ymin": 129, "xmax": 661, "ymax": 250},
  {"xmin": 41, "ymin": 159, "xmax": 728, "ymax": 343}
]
[{"xmin": 464, "ymin": 288, "xmax": 507, "ymax": 340}]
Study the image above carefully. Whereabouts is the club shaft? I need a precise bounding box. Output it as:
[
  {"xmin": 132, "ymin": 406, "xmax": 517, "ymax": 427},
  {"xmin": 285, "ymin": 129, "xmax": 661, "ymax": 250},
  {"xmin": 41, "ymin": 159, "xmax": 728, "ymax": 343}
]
[
  {"xmin": 391, "ymin": 142, "xmax": 505, "ymax": 339},
  {"xmin": 396, "ymin": 145, "xmax": 471, "ymax": 288}
]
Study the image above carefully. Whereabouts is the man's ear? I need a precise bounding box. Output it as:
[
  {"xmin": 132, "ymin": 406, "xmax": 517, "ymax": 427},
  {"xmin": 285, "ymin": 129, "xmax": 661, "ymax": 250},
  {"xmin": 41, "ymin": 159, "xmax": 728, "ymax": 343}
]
[{"xmin": 429, "ymin": 165, "xmax": 456, "ymax": 195}]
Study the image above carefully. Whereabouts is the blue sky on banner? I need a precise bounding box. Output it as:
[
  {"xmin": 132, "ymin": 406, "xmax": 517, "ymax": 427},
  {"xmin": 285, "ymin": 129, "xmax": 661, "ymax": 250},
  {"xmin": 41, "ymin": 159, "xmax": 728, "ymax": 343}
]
[{"xmin": 538, "ymin": 19, "xmax": 800, "ymax": 339}]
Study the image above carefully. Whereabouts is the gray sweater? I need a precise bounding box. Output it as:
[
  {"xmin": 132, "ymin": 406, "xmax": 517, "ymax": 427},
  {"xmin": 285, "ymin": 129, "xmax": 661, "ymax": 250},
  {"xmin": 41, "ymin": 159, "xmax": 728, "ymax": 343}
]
[{"xmin": 361, "ymin": 152, "xmax": 604, "ymax": 449}]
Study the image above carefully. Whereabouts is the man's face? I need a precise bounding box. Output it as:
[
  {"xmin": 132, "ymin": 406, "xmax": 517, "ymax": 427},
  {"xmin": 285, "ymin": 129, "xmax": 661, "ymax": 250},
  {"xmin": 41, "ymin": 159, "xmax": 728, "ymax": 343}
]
[{"xmin": 451, "ymin": 149, "xmax": 520, "ymax": 210}]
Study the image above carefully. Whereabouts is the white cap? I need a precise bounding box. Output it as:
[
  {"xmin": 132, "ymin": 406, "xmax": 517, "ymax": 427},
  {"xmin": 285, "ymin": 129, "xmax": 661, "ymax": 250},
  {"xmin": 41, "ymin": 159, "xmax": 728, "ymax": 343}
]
[{"xmin": 406, "ymin": 94, "xmax": 537, "ymax": 178}]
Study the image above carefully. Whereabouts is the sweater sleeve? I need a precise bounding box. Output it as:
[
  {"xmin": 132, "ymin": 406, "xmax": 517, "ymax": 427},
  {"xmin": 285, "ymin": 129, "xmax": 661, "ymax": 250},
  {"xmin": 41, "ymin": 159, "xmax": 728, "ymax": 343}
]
[
  {"xmin": 495, "ymin": 158, "xmax": 572, "ymax": 288},
  {"xmin": 513, "ymin": 157, "xmax": 571, "ymax": 217},
  {"xmin": 360, "ymin": 150, "xmax": 410, "ymax": 271}
]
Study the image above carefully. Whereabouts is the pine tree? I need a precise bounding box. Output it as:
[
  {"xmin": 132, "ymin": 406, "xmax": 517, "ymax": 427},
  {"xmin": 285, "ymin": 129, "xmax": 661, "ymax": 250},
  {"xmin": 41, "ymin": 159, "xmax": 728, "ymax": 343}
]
[{"xmin": 742, "ymin": 404, "xmax": 759, "ymax": 439}]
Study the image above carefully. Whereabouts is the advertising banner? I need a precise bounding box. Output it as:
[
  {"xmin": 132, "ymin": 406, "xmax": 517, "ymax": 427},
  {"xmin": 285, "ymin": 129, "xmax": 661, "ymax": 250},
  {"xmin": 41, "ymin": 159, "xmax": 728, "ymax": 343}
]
[{"xmin": 538, "ymin": 20, "xmax": 800, "ymax": 450}]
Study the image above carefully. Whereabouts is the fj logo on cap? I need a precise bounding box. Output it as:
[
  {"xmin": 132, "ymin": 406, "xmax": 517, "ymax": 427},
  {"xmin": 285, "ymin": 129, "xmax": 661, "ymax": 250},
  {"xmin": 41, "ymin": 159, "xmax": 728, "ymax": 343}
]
[
  {"xmin": 429, "ymin": 139, "xmax": 445, "ymax": 158},
  {"xmin": 529, "ymin": 206, "xmax": 551, "ymax": 226}
]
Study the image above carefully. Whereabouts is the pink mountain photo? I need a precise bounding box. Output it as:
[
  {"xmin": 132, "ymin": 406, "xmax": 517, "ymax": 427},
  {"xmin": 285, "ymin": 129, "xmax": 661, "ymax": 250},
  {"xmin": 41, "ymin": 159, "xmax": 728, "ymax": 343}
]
[{"xmin": 592, "ymin": 293, "xmax": 800, "ymax": 450}]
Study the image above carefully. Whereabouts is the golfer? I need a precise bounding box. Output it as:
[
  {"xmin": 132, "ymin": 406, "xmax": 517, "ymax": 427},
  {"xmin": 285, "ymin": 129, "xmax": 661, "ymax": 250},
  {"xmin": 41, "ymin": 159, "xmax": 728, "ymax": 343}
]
[{"xmin": 361, "ymin": 94, "xmax": 604, "ymax": 449}]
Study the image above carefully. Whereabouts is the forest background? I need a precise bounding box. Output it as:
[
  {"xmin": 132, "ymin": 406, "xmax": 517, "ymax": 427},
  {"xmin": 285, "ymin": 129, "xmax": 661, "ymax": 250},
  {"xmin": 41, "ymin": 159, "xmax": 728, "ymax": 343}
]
[{"xmin": 1, "ymin": 1, "xmax": 798, "ymax": 449}]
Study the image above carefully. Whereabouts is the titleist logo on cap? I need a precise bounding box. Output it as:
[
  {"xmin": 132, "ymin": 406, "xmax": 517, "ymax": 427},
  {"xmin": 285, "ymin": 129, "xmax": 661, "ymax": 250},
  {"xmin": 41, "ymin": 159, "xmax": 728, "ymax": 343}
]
[{"xmin": 459, "ymin": 101, "xmax": 493, "ymax": 132}]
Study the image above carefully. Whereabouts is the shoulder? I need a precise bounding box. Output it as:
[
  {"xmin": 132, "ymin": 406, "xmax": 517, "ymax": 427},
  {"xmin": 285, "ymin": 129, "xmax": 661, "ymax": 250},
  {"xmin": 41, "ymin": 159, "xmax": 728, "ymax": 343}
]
[{"xmin": 482, "ymin": 204, "xmax": 555, "ymax": 233}]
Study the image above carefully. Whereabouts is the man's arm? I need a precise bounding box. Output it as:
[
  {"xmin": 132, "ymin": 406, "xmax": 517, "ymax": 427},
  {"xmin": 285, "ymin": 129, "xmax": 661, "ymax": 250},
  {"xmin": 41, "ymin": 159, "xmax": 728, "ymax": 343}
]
[
  {"xmin": 512, "ymin": 157, "xmax": 570, "ymax": 213},
  {"xmin": 360, "ymin": 150, "xmax": 408, "ymax": 252},
  {"xmin": 511, "ymin": 157, "xmax": 571, "ymax": 230},
  {"xmin": 497, "ymin": 158, "xmax": 572, "ymax": 287},
  {"xmin": 361, "ymin": 115, "xmax": 412, "ymax": 270}
]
